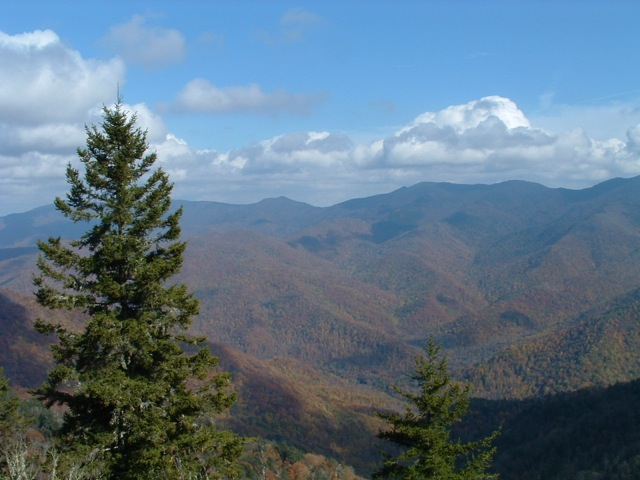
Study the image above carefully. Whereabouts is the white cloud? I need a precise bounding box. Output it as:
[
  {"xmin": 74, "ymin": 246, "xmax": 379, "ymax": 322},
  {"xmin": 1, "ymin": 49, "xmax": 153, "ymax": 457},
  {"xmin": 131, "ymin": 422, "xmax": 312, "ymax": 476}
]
[
  {"xmin": 372, "ymin": 98, "xmax": 554, "ymax": 171},
  {"xmin": 173, "ymin": 79, "xmax": 326, "ymax": 115},
  {"xmin": 0, "ymin": 29, "xmax": 125, "ymax": 213},
  {"xmin": 124, "ymin": 102, "xmax": 168, "ymax": 144},
  {"xmin": 150, "ymin": 96, "xmax": 640, "ymax": 209},
  {"xmin": 0, "ymin": 29, "xmax": 124, "ymax": 125},
  {"xmin": 101, "ymin": 15, "xmax": 186, "ymax": 68},
  {"xmin": 0, "ymin": 29, "xmax": 58, "ymax": 49},
  {"xmin": 230, "ymin": 131, "xmax": 352, "ymax": 173},
  {"xmin": 151, "ymin": 133, "xmax": 362, "ymax": 208},
  {"xmin": 0, "ymin": 123, "xmax": 85, "ymax": 155},
  {"xmin": 400, "ymin": 96, "xmax": 530, "ymax": 134},
  {"xmin": 0, "ymin": 151, "xmax": 72, "ymax": 214},
  {"xmin": 360, "ymin": 96, "xmax": 640, "ymax": 188}
]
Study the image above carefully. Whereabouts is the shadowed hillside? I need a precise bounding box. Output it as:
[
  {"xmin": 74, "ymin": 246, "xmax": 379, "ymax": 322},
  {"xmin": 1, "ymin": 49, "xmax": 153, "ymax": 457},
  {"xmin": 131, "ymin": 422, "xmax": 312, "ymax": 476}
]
[
  {"xmin": 468, "ymin": 377, "xmax": 640, "ymax": 479},
  {"xmin": 0, "ymin": 288, "xmax": 60, "ymax": 387}
]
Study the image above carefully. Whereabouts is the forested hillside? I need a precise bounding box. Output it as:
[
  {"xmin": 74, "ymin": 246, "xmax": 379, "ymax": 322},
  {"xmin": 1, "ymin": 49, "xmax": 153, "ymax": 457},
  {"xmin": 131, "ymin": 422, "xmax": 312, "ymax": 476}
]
[
  {"xmin": 475, "ymin": 378, "xmax": 640, "ymax": 479},
  {"xmin": 4, "ymin": 176, "xmax": 640, "ymax": 385},
  {"xmin": 2, "ymin": 176, "xmax": 640, "ymax": 476}
]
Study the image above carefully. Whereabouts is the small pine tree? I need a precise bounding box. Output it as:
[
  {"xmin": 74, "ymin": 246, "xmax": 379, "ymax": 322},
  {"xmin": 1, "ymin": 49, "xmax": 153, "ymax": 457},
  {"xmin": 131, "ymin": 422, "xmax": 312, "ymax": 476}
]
[
  {"xmin": 0, "ymin": 367, "xmax": 20, "ymax": 437},
  {"xmin": 374, "ymin": 339, "xmax": 499, "ymax": 480},
  {"xmin": 33, "ymin": 100, "xmax": 243, "ymax": 479}
]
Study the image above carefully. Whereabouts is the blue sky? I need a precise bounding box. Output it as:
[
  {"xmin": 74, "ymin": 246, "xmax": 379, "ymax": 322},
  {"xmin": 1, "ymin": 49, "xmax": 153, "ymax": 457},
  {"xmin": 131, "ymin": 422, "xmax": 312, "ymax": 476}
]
[{"xmin": 1, "ymin": 1, "xmax": 640, "ymax": 215}]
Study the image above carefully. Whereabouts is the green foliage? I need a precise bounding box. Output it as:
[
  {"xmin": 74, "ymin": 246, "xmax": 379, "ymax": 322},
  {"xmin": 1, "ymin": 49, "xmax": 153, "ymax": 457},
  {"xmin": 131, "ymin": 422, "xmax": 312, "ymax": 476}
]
[
  {"xmin": 32, "ymin": 101, "xmax": 243, "ymax": 479},
  {"xmin": 0, "ymin": 367, "xmax": 20, "ymax": 437},
  {"xmin": 374, "ymin": 339, "xmax": 499, "ymax": 480}
]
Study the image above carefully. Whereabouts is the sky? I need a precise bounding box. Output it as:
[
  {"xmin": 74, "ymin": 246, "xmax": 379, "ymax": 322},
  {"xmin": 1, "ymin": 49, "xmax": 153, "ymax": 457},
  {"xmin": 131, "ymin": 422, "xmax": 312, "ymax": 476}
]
[{"xmin": 1, "ymin": 1, "xmax": 640, "ymax": 216}]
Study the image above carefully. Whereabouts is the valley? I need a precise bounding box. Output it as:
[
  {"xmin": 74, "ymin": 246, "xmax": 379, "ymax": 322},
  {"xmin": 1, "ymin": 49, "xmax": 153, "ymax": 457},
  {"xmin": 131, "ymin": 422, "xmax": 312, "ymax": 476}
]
[{"xmin": 2, "ymin": 176, "xmax": 640, "ymax": 476}]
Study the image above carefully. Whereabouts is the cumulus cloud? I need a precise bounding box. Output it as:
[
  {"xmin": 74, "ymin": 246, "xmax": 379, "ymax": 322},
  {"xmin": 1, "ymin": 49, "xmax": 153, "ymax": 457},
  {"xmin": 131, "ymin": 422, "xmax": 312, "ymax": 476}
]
[
  {"xmin": 173, "ymin": 79, "xmax": 326, "ymax": 115},
  {"xmin": 153, "ymin": 131, "xmax": 351, "ymax": 180},
  {"xmin": 0, "ymin": 29, "xmax": 124, "ymax": 125},
  {"xmin": 363, "ymin": 96, "xmax": 640, "ymax": 187},
  {"xmin": 0, "ymin": 29, "xmax": 126, "ymax": 213},
  {"xmin": 0, "ymin": 123, "xmax": 85, "ymax": 156},
  {"xmin": 372, "ymin": 96, "xmax": 554, "ymax": 170},
  {"xmin": 125, "ymin": 102, "xmax": 169, "ymax": 144},
  {"xmin": 151, "ymin": 132, "xmax": 362, "ymax": 207},
  {"xmin": 401, "ymin": 96, "xmax": 531, "ymax": 134},
  {"xmin": 101, "ymin": 15, "xmax": 186, "ymax": 68},
  {"xmin": 149, "ymin": 96, "xmax": 640, "ymax": 209},
  {"xmin": 227, "ymin": 131, "xmax": 352, "ymax": 173}
]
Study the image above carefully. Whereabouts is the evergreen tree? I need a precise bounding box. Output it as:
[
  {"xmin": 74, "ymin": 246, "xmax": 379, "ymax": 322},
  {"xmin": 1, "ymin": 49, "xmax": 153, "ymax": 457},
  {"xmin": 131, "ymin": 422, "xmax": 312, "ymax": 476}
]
[
  {"xmin": 33, "ymin": 101, "xmax": 243, "ymax": 479},
  {"xmin": 374, "ymin": 339, "xmax": 499, "ymax": 480},
  {"xmin": 0, "ymin": 367, "xmax": 21, "ymax": 440}
]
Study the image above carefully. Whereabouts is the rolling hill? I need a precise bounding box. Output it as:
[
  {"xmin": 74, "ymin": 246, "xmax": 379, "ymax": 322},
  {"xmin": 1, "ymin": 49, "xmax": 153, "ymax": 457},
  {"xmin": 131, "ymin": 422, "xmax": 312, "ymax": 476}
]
[{"xmin": 2, "ymin": 175, "xmax": 640, "ymax": 474}]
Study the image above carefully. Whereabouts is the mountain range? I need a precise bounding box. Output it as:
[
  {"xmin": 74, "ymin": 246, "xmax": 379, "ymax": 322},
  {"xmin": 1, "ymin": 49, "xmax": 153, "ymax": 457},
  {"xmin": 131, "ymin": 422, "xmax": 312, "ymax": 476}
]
[{"xmin": 2, "ymin": 175, "xmax": 640, "ymax": 474}]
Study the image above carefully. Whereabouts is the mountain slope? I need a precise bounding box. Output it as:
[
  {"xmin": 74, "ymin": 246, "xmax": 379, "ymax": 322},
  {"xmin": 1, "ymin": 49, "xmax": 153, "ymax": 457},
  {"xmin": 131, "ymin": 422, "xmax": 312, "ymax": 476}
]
[
  {"xmin": 2, "ymin": 177, "xmax": 640, "ymax": 401},
  {"xmin": 474, "ymin": 377, "xmax": 640, "ymax": 479},
  {"xmin": 467, "ymin": 286, "xmax": 640, "ymax": 398},
  {"xmin": 180, "ymin": 231, "xmax": 414, "ymax": 383}
]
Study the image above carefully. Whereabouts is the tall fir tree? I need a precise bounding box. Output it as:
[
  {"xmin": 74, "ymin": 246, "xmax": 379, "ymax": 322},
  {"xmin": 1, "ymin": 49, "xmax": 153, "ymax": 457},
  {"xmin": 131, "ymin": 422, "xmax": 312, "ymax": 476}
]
[
  {"xmin": 374, "ymin": 339, "xmax": 499, "ymax": 480},
  {"xmin": 33, "ymin": 101, "xmax": 243, "ymax": 479}
]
